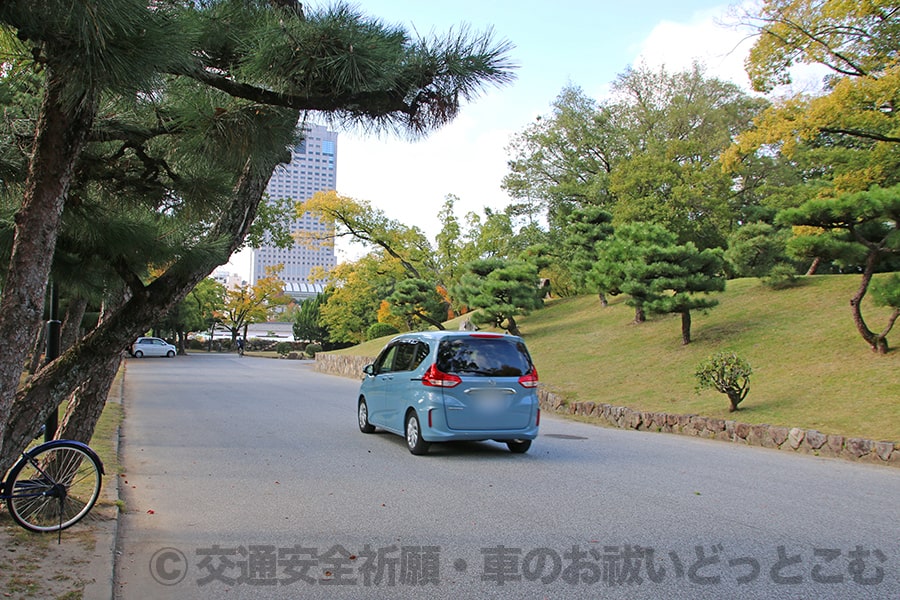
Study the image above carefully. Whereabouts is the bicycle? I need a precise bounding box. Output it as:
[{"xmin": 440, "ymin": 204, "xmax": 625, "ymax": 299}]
[{"xmin": 1, "ymin": 438, "xmax": 103, "ymax": 535}]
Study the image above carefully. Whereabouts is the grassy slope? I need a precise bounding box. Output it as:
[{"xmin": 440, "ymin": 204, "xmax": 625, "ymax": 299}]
[{"xmin": 333, "ymin": 275, "xmax": 899, "ymax": 442}]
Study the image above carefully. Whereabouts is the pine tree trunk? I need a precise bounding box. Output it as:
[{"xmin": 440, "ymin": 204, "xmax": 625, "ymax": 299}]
[
  {"xmin": 26, "ymin": 326, "xmax": 46, "ymax": 380},
  {"xmin": 60, "ymin": 296, "xmax": 89, "ymax": 351},
  {"xmin": 633, "ymin": 307, "xmax": 645, "ymax": 324},
  {"xmin": 56, "ymin": 353, "xmax": 122, "ymax": 443},
  {"xmin": 505, "ymin": 315, "xmax": 522, "ymax": 337},
  {"xmin": 805, "ymin": 256, "xmax": 822, "ymax": 276},
  {"xmin": 56, "ymin": 290, "xmax": 127, "ymax": 441},
  {"xmin": 850, "ymin": 252, "xmax": 888, "ymax": 354},
  {"xmin": 681, "ymin": 310, "xmax": 692, "ymax": 345},
  {"xmin": 0, "ymin": 69, "xmax": 95, "ymax": 458},
  {"xmin": 599, "ymin": 292, "xmax": 608, "ymax": 308}
]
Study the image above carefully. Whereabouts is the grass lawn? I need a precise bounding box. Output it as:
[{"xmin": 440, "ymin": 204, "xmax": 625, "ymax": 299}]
[{"xmin": 332, "ymin": 274, "xmax": 899, "ymax": 442}]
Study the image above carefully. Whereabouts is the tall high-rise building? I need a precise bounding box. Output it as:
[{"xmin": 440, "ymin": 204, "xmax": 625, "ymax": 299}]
[{"xmin": 251, "ymin": 123, "xmax": 337, "ymax": 293}]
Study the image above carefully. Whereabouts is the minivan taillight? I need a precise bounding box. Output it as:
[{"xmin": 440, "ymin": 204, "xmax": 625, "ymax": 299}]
[
  {"xmin": 518, "ymin": 367, "xmax": 539, "ymax": 388},
  {"xmin": 422, "ymin": 364, "xmax": 462, "ymax": 388}
]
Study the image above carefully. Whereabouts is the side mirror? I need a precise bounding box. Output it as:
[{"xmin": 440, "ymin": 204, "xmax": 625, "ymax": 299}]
[{"xmin": 363, "ymin": 364, "xmax": 375, "ymax": 376}]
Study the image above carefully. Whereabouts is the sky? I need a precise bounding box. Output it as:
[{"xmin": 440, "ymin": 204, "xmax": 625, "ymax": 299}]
[{"xmin": 228, "ymin": 0, "xmax": 770, "ymax": 278}]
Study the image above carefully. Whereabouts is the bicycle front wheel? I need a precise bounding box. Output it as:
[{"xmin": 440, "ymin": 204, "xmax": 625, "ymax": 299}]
[{"xmin": 6, "ymin": 441, "xmax": 103, "ymax": 532}]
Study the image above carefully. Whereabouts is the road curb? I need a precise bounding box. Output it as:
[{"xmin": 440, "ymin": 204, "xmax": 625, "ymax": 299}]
[{"xmin": 83, "ymin": 363, "xmax": 125, "ymax": 600}]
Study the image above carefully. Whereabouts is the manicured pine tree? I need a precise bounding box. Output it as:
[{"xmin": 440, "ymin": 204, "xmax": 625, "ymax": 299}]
[{"xmin": 621, "ymin": 240, "xmax": 726, "ymax": 345}]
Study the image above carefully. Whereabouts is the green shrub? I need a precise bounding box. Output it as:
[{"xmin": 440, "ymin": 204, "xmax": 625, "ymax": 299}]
[
  {"xmin": 695, "ymin": 352, "xmax": 752, "ymax": 412},
  {"xmin": 275, "ymin": 342, "xmax": 292, "ymax": 357},
  {"xmin": 367, "ymin": 322, "xmax": 400, "ymax": 340},
  {"xmin": 305, "ymin": 343, "xmax": 322, "ymax": 358},
  {"xmin": 762, "ymin": 263, "xmax": 800, "ymax": 289}
]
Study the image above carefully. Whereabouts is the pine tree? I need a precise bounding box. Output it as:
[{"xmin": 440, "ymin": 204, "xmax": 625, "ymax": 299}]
[
  {"xmin": 621, "ymin": 240, "xmax": 726, "ymax": 345},
  {"xmin": 454, "ymin": 258, "xmax": 544, "ymax": 336}
]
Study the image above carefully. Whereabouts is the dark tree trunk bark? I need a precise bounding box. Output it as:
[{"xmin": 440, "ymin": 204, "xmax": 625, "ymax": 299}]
[
  {"xmin": 598, "ymin": 292, "xmax": 608, "ymax": 308},
  {"xmin": 505, "ymin": 315, "xmax": 522, "ymax": 337},
  {"xmin": 850, "ymin": 251, "xmax": 889, "ymax": 354},
  {"xmin": 56, "ymin": 289, "xmax": 127, "ymax": 441},
  {"xmin": 805, "ymin": 256, "xmax": 822, "ymax": 276},
  {"xmin": 26, "ymin": 326, "xmax": 46, "ymax": 381},
  {"xmin": 415, "ymin": 311, "xmax": 445, "ymax": 331},
  {"xmin": 56, "ymin": 352, "xmax": 122, "ymax": 443},
  {"xmin": 681, "ymin": 310, "xmax": 692, "ymax": 345},
  {"xmin": 0, "ymin": 69, "xmax": 95, "ymax": 457},
  {"xmin": 633, "ymin": 307, "xmax": 645, "ymax": 324},
  {"xmin": 60, "ymin": 296, "xmax": 89, "ymax": 351}
]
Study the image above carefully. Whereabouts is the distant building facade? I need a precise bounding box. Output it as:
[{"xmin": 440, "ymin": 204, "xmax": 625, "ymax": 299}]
[
  {"xmin": 211, "ymin": 270, "xmax": 244, "ymax": 290},
  {"xmin": 250, "ymin": 123, "xmax": 337, "ymax": 290}
]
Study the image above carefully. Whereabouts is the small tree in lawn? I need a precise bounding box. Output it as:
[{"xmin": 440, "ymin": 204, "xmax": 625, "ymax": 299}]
[
  {"xmin": 590, "ymin": 223, "xmax": 678, "ymax": 321},
  {"xmin": 453, "ymin": 258, "xmax": 543, "ymax": 336},
  {"xmin": 696, "ymin": 352, "xmax": 752, "ymax": 412},
  {"xmin": 607, "ymin": 223, "xmax": 725, "ymax": 345},
  {"xmin": 617, "ymin": 229, "xmax": 726, "ymax": 344}
]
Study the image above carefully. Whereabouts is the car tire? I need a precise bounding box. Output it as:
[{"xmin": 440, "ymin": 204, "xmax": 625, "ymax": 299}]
[
  {"xmin": 507, "ymin": 439, "xmax": 531, "ymax": 454},
  {"xmin": 166, "ymin": 350, "xmax": 175, "ymax": 358},
  {"xmin": 133, "ymin": 350, "xmax": 144, "ymax": 358},
  {"xmin": 358, "ymin": 399, "xmax": 375, "ymax": 433},
  {"xmin": 405, "ymin": 411, "xmax": 429, "ymax": 455}
]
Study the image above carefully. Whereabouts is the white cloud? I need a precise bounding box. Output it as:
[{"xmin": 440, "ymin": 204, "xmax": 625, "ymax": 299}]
[
  {"xmin": 634, "ymin": 5, "xmax": 754, "ymax": 88},
  {"xmin": 337, "ymin": 113, "xmax": 515, "ymax": 241},
  {"xmin": 635, "ymin": 3, "xmax": 829, "ymax": 97}
]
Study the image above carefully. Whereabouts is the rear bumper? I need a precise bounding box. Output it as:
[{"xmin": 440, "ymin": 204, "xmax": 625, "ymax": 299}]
[{"xmin": 422, "ymin": 419, "xmax": 539, "ymax": 443}]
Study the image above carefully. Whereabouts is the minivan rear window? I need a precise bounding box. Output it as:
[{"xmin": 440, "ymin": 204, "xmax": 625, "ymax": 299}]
[{"xmin": 436, "ymin": 337, "xmax": 532, "ymax": 377}]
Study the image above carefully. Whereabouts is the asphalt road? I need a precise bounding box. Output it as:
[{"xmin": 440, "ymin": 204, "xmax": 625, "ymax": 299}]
[{"xmin": 114, "ymin": 353, "xmax": 900, "ymax": 599}]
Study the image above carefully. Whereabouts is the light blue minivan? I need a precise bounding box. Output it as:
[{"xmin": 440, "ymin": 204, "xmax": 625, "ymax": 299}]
[{"xmin": 357, "ymin": 331, "xmax": 540, "ymax": 455}]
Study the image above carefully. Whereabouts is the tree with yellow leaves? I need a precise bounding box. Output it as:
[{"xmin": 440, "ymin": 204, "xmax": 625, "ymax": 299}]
[
  {"xmin": 725, "ymin": 0, "xmax": 900, "ymax": 281},
  {"xmin": 217, "ymin": 267, "xmax": 290, "ymax": 344},
  {"xmin": 732, "ymin": 0, "xmax": 900, "ymax": 194}
]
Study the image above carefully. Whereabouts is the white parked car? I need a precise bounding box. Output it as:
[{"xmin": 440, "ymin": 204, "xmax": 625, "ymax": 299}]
[{"xmin": 130, "ymin": 337, "xmax": 177, "ymax": 358}]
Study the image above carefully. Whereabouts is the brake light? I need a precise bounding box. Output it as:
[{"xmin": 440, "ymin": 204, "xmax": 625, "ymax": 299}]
[
  {"xmin": 422, "ymin": 364, "xmax": 461, "ymax": 388},
  {"xmin": 518, "ymin": 366, "xmax": 539, "ymax": 388}
]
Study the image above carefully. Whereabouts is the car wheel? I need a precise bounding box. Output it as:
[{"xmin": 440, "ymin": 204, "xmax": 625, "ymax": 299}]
[
  {"xmin": 133, "ymin": 350, "xmax": 144, "ymax": 358},
  {"xmin": 507, "ymin": 439, "xmax": 531, "ymax": 454},
  {"xmin": 166, "ymin": 350, "xmax": 175, "ymax": 358},
  {"xmin": 405, "ymin": 411, "xmax": 429, "ymax": 455},
  {"xmin": 358, "ymin": 399, "xmax": 375, "ymax": 433}
]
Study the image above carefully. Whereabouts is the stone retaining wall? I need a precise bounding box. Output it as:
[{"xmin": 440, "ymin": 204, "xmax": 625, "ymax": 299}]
[
  {"xmin": 314, "ymin": 354, "xmax": 897, "ymax": 467},
  {"xmin": 314, "ymin": 353, "xmax": 373, "ymax": 380},
  {"xmin": 539, "ymin": 389, "xmax": 898, "ymax": 467}
]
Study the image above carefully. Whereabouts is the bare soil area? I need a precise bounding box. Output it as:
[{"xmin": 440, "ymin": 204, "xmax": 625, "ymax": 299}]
[{"xmin": 0, "ymin": 503, "xmax": 116, "ymax": 600}]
